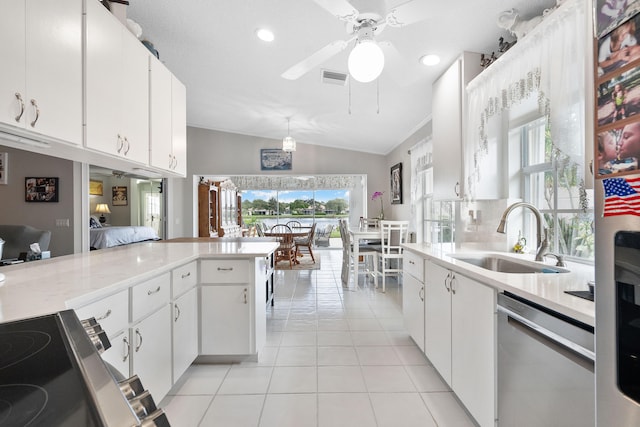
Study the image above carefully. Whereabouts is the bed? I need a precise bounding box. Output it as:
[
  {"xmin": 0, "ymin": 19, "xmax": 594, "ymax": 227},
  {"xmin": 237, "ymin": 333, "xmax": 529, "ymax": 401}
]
[{"xmin": 90, "ymin": 225, "xmax": 159, "ymax": 249}]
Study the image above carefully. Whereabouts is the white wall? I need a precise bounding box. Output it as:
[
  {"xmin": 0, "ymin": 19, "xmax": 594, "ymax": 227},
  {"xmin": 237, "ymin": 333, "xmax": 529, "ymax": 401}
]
[
  {"xmin": 171, "ymin": 126, "xmax": 388, "ymax": 237},
  {"xmin": 0, "ymin": 145, "xmax": 75, "ymax": 256}
]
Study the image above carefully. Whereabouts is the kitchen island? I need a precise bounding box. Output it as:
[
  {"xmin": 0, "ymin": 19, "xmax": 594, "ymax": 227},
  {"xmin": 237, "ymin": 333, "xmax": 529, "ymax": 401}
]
[{"xmin": 0, "ymin": 239, "xmax": 279, "ymax": 401}]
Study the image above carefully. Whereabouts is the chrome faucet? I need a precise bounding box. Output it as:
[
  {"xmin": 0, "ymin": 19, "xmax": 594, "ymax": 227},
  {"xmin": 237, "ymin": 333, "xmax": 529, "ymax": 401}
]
[{"xmin": 496, "ymin": 202, "xmax": 549, "ymax": 262}]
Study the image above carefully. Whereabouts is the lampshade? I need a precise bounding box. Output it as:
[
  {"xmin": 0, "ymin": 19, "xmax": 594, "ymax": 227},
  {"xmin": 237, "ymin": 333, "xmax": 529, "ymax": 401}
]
[
  {"xmin": 282, "ymin": 136, "xmax": 296, "ymax": 152},
  {"xmin": 348, "ymin": 39, "xmax": 385, "ymax": 83},
  {"xmin": 95, "ymin": 203, "xmax": 111, "ymax": 214},
  {"xmin": 282, "ymin": 118, "xmax": 296, "ymax": 152}
]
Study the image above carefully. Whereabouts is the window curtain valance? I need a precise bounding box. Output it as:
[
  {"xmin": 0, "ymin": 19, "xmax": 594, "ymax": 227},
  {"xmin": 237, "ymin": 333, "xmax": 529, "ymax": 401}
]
[
  {"xmin": 465, "ymin": 0, "xmax": 587, "ymax": 202},
  {"xmin": 228, "ymin": 175, "xmax": 358, "ymax": 191}
]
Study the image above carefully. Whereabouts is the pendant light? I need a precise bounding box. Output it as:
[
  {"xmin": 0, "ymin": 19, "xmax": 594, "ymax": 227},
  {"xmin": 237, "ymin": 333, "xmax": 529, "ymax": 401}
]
[
  {"xmin": 282, "ymin": 118, "xmax": 296, "ymax": 152},
  {"xmin": 348, "ymin": 20, "xmax": 385, "ymax": 83}
]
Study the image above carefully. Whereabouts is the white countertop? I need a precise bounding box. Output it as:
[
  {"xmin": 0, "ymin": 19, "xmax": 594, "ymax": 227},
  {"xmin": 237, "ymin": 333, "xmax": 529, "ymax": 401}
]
[
  {"xmin": 402, "ymin": 243, "xmax": 595, "ymax": 327},
  {"xmin": 0, "ymin": 240, "xmax": 279, "ymax": 323}
]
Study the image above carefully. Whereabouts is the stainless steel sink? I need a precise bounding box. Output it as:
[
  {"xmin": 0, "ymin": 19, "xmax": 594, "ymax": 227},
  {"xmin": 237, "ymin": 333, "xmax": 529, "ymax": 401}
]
[{"xmin": 448, "ymin": 254, "xmax": 569, "ymax": 274}]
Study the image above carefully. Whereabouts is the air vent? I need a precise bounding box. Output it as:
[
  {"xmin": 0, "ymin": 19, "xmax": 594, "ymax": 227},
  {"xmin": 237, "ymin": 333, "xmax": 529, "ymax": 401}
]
[{"xmin": 321, "ymin": 69, "xmax": 348, "ymax": 86}]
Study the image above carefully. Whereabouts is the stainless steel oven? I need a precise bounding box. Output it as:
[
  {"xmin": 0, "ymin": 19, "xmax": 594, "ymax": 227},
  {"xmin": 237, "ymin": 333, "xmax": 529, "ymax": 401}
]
[
  {"xmin": 0, "ymin": 310, "xmax": 170, "ymax": 426},
  {"xmin": 497, "ymin": 292, "xmax": 595, "ymax": 426}
]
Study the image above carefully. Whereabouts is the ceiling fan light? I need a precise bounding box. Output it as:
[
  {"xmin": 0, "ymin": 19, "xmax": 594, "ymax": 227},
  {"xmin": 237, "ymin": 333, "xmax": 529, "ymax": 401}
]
[
  {"xmin": 256, "ymin": 28, "xmax": 274, "ymax": 42},
  {"xmin": 348, "ymin": 39, "xmax": 385, "ymax": 83},
  {"xmin": 420, "ymin": 54, "xmax": 440, "ymax": 66},
  {"xmin": 282, "ymin": 136, "xmax": 296, "ymax": 152}
]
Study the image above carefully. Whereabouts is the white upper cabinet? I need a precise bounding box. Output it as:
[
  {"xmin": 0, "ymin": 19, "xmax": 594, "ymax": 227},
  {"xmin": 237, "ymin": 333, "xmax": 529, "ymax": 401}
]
[
  {"xmin": 0, "ymin": 0, "xmax": 82, "ymax": 145},
  {"xmin": 85, "ymin": 0, "xmax": 149, "ymax": 164},
  {"xmin": 150, "ymin": 57, "xmax": 187, "ymax": 176},
  {"xmin": 432, "ymin": 52, "xmax": 482, "ymax": 200}
]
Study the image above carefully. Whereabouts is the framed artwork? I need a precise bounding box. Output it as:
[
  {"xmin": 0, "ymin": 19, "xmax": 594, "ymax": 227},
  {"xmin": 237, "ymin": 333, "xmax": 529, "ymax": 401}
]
[
  {"xmin": 261, "ymin": 149, "xmax": 292, "ymax": 171},
  {"xmin": 0, "ymin": 152, "xmax": 6, "ymax": 185},
  {"xmin": 597, "ymin": 12, "xmax": 640, "ymax": 79},
  {"xmin": 112, "ymin": 186, "xmax": 128, "ymax": 206},
  {"xmin": 596, "ymin": 123, "xmax": 640, "ymax": 177},
  {"xmin": 25, "ymin": 177, "xmax": 59, "ymax": 202},
  {"xmin": 89, "ymin": 179, "xmax": 103, "ymax": 196},
  {"xmin": 390, "ymin": 162, "xmax": 403, "ymax": 204},
  {"xmin": 596, "ymin": 0, "xmax": 640, "ymax": 38}
]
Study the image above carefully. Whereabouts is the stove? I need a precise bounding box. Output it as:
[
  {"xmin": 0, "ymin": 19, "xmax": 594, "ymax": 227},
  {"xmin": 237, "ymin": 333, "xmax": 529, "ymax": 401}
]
[{"xmin": 0, "ymin": 310, "xmax": 169, "ymax": 426}]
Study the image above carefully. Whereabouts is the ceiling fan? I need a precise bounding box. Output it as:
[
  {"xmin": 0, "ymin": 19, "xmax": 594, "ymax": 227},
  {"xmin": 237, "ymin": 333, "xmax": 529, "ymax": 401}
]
[{"xmin": 281, "ymin": 0, "xmax": 431, "ymax": 83}]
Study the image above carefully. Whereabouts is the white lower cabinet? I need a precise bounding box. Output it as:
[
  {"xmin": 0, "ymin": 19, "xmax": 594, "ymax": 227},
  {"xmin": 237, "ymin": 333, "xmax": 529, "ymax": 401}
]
[
  {"xmin": 131, "ymin": 304, "xmax": 172, "ymax": 400},
  {"xmin": 403, "ymin": 271, "xmax": 425, "ymax": 352},
  {"xmin": 101, "ymin": 329, "xmax": 130, "ymax": 379},
  {"xmin": 199, "ymin": 258, "xmax": 267, "ymax": 357},
  {"xmin": 200, "ymin": 285, "xmax": 252, "ymax": 355},
  {"xmin": 424, "ymin": 260, "xmax": 497, "ymax": 427},
  {"xmin": 172, "ymin": 287, "xmax": 198, "ymax": 381}
]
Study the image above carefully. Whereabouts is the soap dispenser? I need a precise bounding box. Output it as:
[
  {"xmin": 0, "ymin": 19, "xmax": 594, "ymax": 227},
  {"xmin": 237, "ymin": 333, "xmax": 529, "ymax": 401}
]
[{"xmin": 513, "ymin": 231, "xmax": 527, "ymax": 254}]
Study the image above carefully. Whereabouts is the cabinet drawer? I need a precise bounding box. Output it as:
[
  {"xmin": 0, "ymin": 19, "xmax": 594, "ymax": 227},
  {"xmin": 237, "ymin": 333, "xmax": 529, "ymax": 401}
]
[
  {"xmin": 74, "ymin": 289, "xmax": 129, "ymax": 338},
  {"xmin": 172, "ymin": 261, "xmax": 197, "ymax": 298},
  {"xmin": 200, "ymin": 259, "xmax": 249, "ymax": 283},
  {"xmin": 131, "ymin": 272, "xmax": 170, "ymax": 322},
  {"xmin": 404, "ymin": 251, "xmax": 424, "ymax": 282}
]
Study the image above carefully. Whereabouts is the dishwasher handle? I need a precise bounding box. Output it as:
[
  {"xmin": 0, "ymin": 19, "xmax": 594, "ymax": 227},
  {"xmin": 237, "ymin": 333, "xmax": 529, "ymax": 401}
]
[{"xmin": 498, "ymin": 304, "xmax": 595, "ymax": 362}]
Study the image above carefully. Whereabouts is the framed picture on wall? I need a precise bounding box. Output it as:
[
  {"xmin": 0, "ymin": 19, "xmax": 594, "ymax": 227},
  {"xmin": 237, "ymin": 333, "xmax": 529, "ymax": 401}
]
[
  {"xmin": 0, "ymin": 152, "xmax": 6, "ymax": 185},
  {"xmin": 112, "ymin": 186, "xmax": 128, "ymax": 206},
  {"xmin": 390, "ymin": 162, "xmax": 402, "ymax": 204},
  {"xmin": 25, "ymin": 177, "xmax": 59, "ymax": 202},
  {"xmin": 89, "ymin": 179, "xmax": 103, "ymax": 196},
  {"xmin": 597, "ymin": 12, "xmax": 640, "ymax": 79},
  {"xmin": 261, "ymin": 149, "xmax": 292, "ymax": 171}
]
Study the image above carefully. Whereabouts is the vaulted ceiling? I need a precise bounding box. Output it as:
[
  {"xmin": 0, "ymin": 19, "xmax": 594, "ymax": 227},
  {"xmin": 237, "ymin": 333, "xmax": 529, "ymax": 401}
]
[{"xmin": 127, "ymin": 0, "xmax": 557, "ymax": 155}]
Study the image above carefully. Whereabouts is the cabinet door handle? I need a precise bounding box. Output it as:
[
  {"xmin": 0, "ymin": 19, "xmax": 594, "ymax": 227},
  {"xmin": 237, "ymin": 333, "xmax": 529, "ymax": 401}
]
[
  {"xmin": 29, "ymin": 99, "xmax": 40, "ymax": 127},
  {"xmin": 134, "ymin": 328, "xmax": 143, "ymax": 352},
  {"xmin": 181, "ymin": 272, "xmax": 191, "ymax": 279},
  {"xmin": 589, "ymin": 159, "xmax": 594, "ymax": 176},
  {"xmin": 96, "ymin": 309, "xmax": 112, "ymax": 321},
  {"xmin": 454, "ymin": 181, "xmax": 460, "ymax": 197},
  {"xmin": 147, "ymin": 286, "xmax": 161, "ymax": 296},
  {"xmin": 444, "ymin": 272, "xmax": 451, "ymax": 292},
  {"xmin": 243, "ymin": 288, "xmax": 248, "ymax": 304},
  {"xmin": 217, "ymin": 267, "xmax": 233, "ymax": 271},
  {"xmin": 450, "ymin": 274, "xmax": 457, "ymax": 295},
  {"xmin": 419, "ymin": 286, "xmax": 424, "ymax": 302},
  {"xmin": 174, "ymin": 304, "xmax": 181, "ymax": 322},
  {"xmin": 122, "ymin": 336, "xmax": 130, "ymax": 362},
  {"xmin": 116, "ymin": 134, "xmax": 124, "ymax": 153},
  {"xmin": 123, "ymin": 137, "xmax": 130, "ymax": 155},
  {"xmin": 14, "ymin": 92, "xmax": 25, "ymax": 122}
]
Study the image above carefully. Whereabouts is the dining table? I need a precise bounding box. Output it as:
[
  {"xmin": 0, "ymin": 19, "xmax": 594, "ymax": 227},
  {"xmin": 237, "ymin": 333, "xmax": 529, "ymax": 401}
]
[
  {"xmin": 264, "ymin": 226, "xmax": 314, "ymax": 264},
  {"xmin": 348, "ymin": 225, "xmax": 382, "ymax": 281}
]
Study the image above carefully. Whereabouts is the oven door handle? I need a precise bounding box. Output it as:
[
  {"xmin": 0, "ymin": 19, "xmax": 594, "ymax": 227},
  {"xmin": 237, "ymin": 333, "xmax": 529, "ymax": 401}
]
[{"xmin": 498, "ymin": 305, "xmax": 595, "ymax": 362}]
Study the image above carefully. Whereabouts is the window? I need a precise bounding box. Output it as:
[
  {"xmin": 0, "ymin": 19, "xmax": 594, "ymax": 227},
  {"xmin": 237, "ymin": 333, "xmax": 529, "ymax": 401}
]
[{"xmin": 512, "ymin": 117, "xmax": 594, "ymax": 261}]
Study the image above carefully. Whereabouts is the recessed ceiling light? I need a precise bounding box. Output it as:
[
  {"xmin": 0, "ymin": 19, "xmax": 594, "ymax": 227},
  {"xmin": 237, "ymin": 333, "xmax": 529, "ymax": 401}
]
[
  {"xmin": 256, "ymin": 28, "xmax": 274, "ymax": 42},
  {"xmin": 420, "ymin": 54, "xmax": 440, "ymax": 66}
]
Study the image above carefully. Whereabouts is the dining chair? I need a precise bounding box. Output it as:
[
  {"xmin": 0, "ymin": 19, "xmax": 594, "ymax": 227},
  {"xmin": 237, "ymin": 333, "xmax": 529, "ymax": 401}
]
[
  {"xmin": 271, "ymin": 224, "xmax": 296, "ymax": 269},
  {"xmin": 255, "ymin": 223, "xmax": 265, "ymax": 237},
  {"xmin": 339, "ymin": 219, "xmax": 378, "ymax": 287},
  {"xmin": 376, "ymin": 220, "xmax": 409, "ymax": 292},
  {"xmin": 294, "ymin": 223, "xmax": 316, "ymax": 262},
  {"xmin": 286, "ymin": 220, "xmax": 302, "ymax": 229},
  {"xmin": 359, "ymin": 217, "xmax": 380, "ymax": 229},
  {"xmin": 315, "ymin": 224, "xmax": 334, "ymax": 247}
]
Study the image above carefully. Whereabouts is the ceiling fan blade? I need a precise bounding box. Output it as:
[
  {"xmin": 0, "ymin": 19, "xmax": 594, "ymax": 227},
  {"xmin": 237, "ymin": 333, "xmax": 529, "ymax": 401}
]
[
  {"xmin": 385, "ymin": 0, "xmax": 430, "ymax": 27},
  {"xmin": 281, "ymin": 39, "xmax": 351, "ymax": 80},
  {"xmin": 379, "ymin": 40, "xmax": 425, "ymax": 86},
  {"xmin": 311, "ymin": 0, "xmax": 359, "ymax": 22}
]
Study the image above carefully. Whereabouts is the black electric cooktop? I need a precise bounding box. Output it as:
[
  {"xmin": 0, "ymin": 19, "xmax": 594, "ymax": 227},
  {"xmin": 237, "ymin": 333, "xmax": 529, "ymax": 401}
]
[{"xmin": 0, "ymin": 314, "xmax": 101, "ymax": 427}]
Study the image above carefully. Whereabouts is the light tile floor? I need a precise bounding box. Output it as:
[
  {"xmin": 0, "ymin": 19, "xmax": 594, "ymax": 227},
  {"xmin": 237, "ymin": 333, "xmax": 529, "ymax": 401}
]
[{"xmin": 160, "ymin": 249, "xmax": 477, "ymax": 427}]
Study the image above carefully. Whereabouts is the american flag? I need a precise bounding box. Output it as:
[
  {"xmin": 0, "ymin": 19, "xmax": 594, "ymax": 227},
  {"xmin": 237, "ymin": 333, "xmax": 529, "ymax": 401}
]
[{"xmin": 603, "ymin": 176, "xmax": 640, "ymax": 217}]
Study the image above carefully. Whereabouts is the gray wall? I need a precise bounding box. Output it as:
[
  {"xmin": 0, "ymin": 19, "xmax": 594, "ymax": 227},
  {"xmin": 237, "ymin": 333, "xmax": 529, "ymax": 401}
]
[
  {"xmin": 171, "ymin": 126, "xmax": 389, "ymax": 237},
  {"xmin": 0, "ymin": 145, "xmax": 75, "ymax": 256}
]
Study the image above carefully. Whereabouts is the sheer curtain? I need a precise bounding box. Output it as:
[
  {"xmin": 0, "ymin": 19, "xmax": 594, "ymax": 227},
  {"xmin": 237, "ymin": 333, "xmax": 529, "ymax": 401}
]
[{"xmin": 465, "ymin": 0, "xmax": 588, "ymax": 202}]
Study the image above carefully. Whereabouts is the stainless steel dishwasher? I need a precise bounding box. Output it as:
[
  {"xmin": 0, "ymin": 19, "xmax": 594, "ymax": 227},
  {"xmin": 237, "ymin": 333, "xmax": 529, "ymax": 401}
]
[{"xmin": 497, "ymin": 292, "xmax": 595, "ymax": 426}]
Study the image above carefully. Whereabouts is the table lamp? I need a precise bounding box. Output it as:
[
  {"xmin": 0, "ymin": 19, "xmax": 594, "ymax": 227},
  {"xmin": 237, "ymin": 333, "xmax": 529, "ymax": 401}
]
[{"xmin": 95, "ymin": 203, "xmax": 111, "ymax": 224}]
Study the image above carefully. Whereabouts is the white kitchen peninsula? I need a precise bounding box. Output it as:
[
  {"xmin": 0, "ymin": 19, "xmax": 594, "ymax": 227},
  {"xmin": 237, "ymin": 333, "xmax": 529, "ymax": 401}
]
[{"xmin": 0, "ymin": 240, "xmax": 278, "ymax": 402}]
